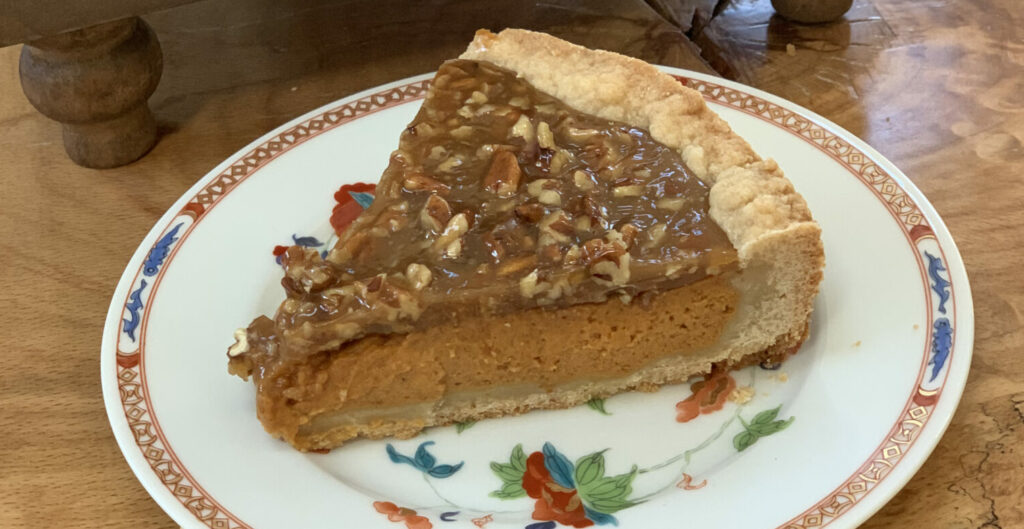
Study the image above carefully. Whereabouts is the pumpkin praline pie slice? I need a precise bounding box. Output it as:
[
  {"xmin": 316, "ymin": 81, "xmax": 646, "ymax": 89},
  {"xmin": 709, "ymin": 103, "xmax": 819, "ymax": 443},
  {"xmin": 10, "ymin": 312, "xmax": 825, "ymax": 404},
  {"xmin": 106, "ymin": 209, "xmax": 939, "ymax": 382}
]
[{"xmin": 227, "ymin": 29, "xmax": 825, "ymax": 451}]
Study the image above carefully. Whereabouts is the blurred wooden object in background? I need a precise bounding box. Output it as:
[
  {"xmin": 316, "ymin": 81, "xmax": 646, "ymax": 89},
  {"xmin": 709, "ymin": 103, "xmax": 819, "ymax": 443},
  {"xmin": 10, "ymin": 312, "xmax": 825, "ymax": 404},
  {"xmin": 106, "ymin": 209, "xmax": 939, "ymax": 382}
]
[
  {"xmin": 19, "ymin": 18, "xmax": 163, "ymax": 168},
  {"xmin": 2, "ymin": 0, "xmax": 201, "ymax": 167}
]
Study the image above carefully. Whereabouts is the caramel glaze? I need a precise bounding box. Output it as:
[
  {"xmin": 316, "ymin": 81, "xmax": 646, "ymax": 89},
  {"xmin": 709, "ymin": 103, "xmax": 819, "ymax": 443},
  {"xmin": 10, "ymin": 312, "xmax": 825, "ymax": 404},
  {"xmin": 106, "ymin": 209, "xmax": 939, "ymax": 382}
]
[{"xmin": 229, "ymin": 59, "xmax": 737, "ymax": 387}]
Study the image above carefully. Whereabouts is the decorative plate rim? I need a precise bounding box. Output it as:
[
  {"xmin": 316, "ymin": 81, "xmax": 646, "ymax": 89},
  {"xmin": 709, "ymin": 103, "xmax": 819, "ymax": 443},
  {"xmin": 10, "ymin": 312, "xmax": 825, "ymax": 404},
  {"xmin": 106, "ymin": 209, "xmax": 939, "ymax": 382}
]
[{"xmin": 100, "ymin": 66, "xmax": 974, "ymax": 529}]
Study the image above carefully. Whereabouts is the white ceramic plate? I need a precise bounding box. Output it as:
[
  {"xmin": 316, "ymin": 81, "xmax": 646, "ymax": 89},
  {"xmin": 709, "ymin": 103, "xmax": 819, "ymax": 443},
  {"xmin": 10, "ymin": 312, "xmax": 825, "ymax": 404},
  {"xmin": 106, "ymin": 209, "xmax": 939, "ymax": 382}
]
[{"xmin": 102, "ymin": 67, "xmax": 973, "ymax": 529}]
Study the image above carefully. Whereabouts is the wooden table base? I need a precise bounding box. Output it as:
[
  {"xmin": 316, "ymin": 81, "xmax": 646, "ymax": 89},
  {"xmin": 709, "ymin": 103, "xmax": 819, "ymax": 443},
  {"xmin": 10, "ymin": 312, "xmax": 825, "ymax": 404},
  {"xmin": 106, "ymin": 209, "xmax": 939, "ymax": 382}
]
[{"xmin": 18, "ymin": 17, "xmax": 162, "ymax": 168}]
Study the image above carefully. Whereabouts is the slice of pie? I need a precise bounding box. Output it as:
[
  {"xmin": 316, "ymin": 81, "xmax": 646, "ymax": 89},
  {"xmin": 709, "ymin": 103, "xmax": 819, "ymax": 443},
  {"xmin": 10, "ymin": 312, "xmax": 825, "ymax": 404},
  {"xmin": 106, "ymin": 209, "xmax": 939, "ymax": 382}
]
[{"xmin": 228, "ymin": 29, "xmax": 824, "ymax": 451}]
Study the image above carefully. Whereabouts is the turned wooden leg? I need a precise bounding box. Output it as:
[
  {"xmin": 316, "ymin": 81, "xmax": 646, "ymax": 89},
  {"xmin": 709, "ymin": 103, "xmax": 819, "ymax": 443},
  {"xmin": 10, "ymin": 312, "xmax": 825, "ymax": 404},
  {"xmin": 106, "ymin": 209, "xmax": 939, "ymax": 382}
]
[
  {"xmin": 19, "ymin": 18, "xmax": 162, "ymax": 169},
  {"xmin": 771, "ymin": 0, "xmax": 854, "ymax": 23}
]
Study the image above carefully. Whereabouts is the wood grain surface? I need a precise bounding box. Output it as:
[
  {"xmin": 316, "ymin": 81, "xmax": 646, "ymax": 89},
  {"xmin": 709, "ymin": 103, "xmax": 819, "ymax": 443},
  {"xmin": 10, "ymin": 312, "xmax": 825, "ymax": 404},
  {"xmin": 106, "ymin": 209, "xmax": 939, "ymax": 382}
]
[{"xmin": 0, "ymin": 0, "xmax": 1020, "ymax": 527}]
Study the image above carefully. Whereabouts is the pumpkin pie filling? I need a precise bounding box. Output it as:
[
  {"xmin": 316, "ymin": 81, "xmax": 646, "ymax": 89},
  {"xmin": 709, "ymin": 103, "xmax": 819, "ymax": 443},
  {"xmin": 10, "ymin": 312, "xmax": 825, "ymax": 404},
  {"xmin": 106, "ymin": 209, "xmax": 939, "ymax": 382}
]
[{"xmin": 228, "ymin": 59, "xmax": 746, "ymax": 448}]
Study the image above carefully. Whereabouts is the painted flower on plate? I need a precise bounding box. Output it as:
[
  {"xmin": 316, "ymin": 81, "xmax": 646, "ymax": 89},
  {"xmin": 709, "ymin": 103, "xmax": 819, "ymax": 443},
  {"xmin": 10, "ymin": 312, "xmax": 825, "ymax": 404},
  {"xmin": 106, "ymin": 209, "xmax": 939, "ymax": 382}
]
[
  {"xmin": 373, "ymin": 501, "xmax": 432, "ymax": 529},
  {"xmin": 331, "ymin": 182, "xmax": 376, "ymax": 234},
  {"xmin": 675, "ymin": 372, "xmax": 735, "ymax": 423},
  {"xmin": 490, "ymin": 443, "xmax": 640, "ymax": 527},
  {"xmin": 522, "ymin": 451, "xmax": 593, "ymax": 527},
  {"xmin": 386, "ymin": 441, "xmax": 464, "ymax": 478},
  {"xmin": 270, "ymin": 181, "xmax": 374, "ymax": 264}
]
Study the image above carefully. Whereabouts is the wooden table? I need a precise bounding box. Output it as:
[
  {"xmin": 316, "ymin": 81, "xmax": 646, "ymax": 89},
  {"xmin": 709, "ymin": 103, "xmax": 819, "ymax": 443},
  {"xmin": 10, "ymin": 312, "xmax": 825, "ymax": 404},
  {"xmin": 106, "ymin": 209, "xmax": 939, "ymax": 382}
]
[{"xmin": 0, "ymin": 0, "xmax": 1020, "ymax": 526}]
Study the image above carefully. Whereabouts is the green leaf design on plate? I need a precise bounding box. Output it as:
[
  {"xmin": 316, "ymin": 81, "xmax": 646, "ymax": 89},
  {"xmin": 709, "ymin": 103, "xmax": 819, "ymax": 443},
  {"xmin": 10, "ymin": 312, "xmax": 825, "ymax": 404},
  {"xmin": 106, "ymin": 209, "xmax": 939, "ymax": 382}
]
[
  {"xmin": 587, "ymin": 496, "xmax": 640, "ymax": 513},
  {"xmin": 576, "ymin": 457, "xmax": 640, "ymax": 514},
  {"xmin": 455, "ymin": 421, "xmax": 475, "ymax": 433},
  {"xmin": 733, "ymin": 405, "xmax": 795, "ymax": 452},
  {"xmin": 581, "ymin": 474, "xmax": 640, "ymax": 513},
  {"xmin": 490, "ymin": 481, "xmax": 527, "ymax": 499},
  {"xmin": 751, "ymin": 405, "xmax": 781, "ymax": 425},
  {"xmin": 586, "ymin": 398, "xmax": 611, "ymax": 415},
  {"xmin": 750, "ymin": 417, "xmax": 794, "ymax": 437},
  {"xmin": 733, "ymin": 430, "xmax": 758, "ymax": 452},
  {"xmin": 584, "ymin": 477, "xmax": 625, "ymax": 498},
  {"xmin": 511, "ymin": 443, "xmax": 527, "ymax": 472},
  {"xmin": 490, "ymin": 461, "xmax": 524, "ymax": 483},
  {"xmin": 574, "ymin": 450, "xmax": 607, "ymax": 487},
  {"xmin": 489, "ymin": 443, "xmax": 528, "ymax": 499},
  {"xmin": 613, "ymin": 468, "xmax": 637, "ymax": 488}
]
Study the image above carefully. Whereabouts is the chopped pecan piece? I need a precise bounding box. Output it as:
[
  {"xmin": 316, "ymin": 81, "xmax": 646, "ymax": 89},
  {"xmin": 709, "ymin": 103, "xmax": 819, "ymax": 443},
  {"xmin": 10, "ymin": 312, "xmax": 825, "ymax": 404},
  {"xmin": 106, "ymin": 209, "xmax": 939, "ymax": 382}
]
[
  {"xmin": 540, "ymin": 243, "xmax": 562, "ymax": 262},
  {"xmin": 283, "ymin": 247, "xmax": 336, "ymax": 294},
  {"xmin": 619, "ymin": 223, "xmax": 640, "ymax": 247},
  {"xmin": 404, "ymin": 173, "xmax": 450, "ymax": 194},
  {"xmin": 564, "ymin": 244, "xmax": 582, "ymax": 264},
  {"xmin": 404, "ymin": 263, "xmax": 432, "ymax": 290},
  {"xmin": 612, "ymin": 185, "xmax": 644, "ymax": 197},
  {"xmin": 433, "ymin": 213, "xmax": 470, "ymax": 257},
  {"xmin": 483, "ymin": 150, "xmax": 522, "ymax": 196},
  {"xmin": 467, "ymin": 90, "xmax": 488, "ymax": 104},
  {"xmin": 511, "ymin": 114, "xmax": 535, "ymax": 142},
  {"xmin": 538, "ymin": 210, "xmax": 575, "ymax": 247},
  {"xmin": 365, "ymin": 274, "xmax": 384, "ymax": 293},
  {"xmin": 547, "ymin": 214, "xmax": 575, "ymax": 237},
  {"xmin": 591, "ymin": 253, "xmax": 631, "ymax": 286},
  {"xmin": 580, "ymin": 237, "xmax": 622, "ymax": 265},
  {"xmin": 527, "ymin": 178, "xmax": 561, "ymax": 206},
  {"xmin": 581, "ymin": 195, "xmax": 604, "ymax": 220},
  {"xmin": 498, "ymin": 255, "xmax": 537, "ymax": 276},
  {"xmin": 656, "ymin": 197, "xmax": 685, "ymax": 211},
  {"xmin": 514, "ymin": 203, "xmax": 545, "ymax": 223},
  {"xmin": 420, "ymin": 194, "xmax": 453, "ymax": 232},
  {"xmin": 573, "ymin": 170, "xmax": 595, "ymax": 191},
  {"xmin": 518, "ymin": 269, "xmax": 542, "ymax": 298},
  {"xmin": 537, "ymin": 122, "xmax": 556, "ymax": 149}
]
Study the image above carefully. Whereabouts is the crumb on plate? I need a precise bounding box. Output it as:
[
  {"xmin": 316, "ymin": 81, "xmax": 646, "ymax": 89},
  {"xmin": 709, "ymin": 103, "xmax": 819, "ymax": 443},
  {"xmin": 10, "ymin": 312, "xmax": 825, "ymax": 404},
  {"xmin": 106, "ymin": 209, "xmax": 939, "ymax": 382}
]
[{"xmin": 729, "ymin": 385, "xmax": 755, "ymax": 404}]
